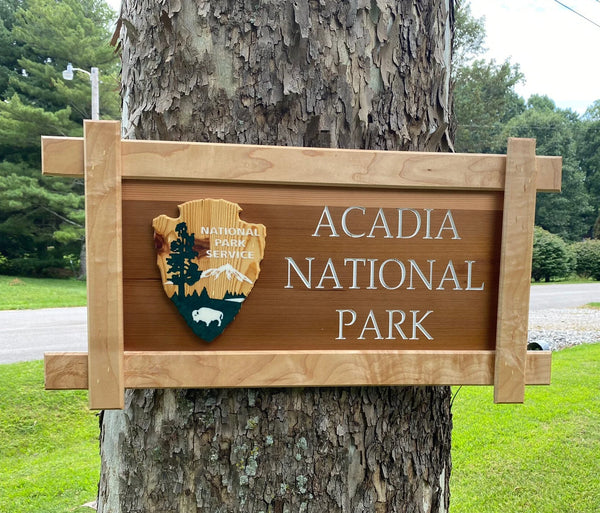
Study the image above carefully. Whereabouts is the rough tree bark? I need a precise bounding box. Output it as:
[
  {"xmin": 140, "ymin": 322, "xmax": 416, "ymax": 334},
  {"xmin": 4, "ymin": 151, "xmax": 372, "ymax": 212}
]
[{"xmin": 98, "ymin": 1, "xmax": 455, "ymax": 511}]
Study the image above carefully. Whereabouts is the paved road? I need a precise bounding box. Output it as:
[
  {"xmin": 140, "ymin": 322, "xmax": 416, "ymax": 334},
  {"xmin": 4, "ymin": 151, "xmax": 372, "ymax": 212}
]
[
  {"xmin": 0, "ymin": 307, "xmax": 87, "ymax": 364},
  {"xmin": 528, "ymin": 282, "xmax": 600, "ymax": 310},
  {"xmin": 1, "ymin": 283, "xmax": 600, "ymax": 364}
]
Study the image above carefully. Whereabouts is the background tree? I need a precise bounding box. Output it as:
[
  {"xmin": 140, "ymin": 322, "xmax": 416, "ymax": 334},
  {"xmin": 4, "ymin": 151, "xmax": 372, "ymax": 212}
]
[
  {"xmin": 452, "ymin": 1, "xmax": 525, "ymax": 153},
  {"xmin": 453, "ymin": 2, "xmax": 598, "ymax": 242},
  {"xmin": 577, "ymin": 100, "xmax": 600, "ymax": 237},
  {"xmin": 499, "ymin": 95, "xmax": 593, "ymax": 241},
  {"xmin": 452, "ymin": 0, "xmax": 486, "ymax": 70},
  {"xmin": 453, "ymin": 59, "xmax": 524, "ymax": 153},
  {"xmin": 0, "ymin": 0, "xmax": 23, "ymax": 98},
  {"xmin": 0, "ymin": 0, "xmax": 119, "ymax": 276},
  {"xmin": 98, "ymin": 1, "xmax": 454, "ymax": 512}
]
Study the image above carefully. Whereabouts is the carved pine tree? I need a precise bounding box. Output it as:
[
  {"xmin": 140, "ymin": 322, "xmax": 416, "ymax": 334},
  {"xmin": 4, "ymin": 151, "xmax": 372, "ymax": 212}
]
[
  {"xmin": 166, "ymin": 222, "xmax": 201, "ymax": 298},
  {"xmin": 98, "ymin": 1, "xmax": 455, "ymax": 511}
]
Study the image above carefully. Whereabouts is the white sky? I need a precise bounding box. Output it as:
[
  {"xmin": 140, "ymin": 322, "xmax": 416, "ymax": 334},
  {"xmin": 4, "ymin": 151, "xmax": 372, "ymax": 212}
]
[
  {"xmin": 468, "ymin": 0, "xmax": 600, "ymax": 114},
  {"xmin": 106, "ymin": 0, "xmax": 600, "ymax": 114}
]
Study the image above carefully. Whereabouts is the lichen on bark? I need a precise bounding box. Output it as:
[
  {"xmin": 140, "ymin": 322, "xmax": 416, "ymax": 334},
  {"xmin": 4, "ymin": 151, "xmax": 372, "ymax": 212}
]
[{"xmin": 100, "ymin": 387, "xmax": 452, "ymax": 512}]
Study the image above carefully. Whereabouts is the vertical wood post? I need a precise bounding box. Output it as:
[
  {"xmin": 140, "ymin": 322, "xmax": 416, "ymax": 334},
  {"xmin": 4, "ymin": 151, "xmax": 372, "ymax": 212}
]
[
  {"xmin": 494, "ymin": 138, "xmax": 538, "ymax": 403},
  {"xmin": 84, "ymin": 120, "xmax": 124, "ymax": 409}
]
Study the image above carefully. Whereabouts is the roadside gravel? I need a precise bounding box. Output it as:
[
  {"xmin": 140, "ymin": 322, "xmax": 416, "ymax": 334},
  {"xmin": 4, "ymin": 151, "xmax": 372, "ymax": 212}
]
[{"xmin": 528, "ymin": 307, "xmax": 600, "ymax": 351}]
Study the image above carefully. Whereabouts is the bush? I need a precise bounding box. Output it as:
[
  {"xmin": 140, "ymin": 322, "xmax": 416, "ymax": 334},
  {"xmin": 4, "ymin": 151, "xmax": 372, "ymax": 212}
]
[
  {"xmin": 531, "ymin": 227, "xmax": 573, "ymax": 282},
  {"xmin": 0, "ymin": 256, "xmax": 77, "ymax": 279},
  {"xmin": 572, "ymin": 239, "xmax": 600, "ymax": 280}
]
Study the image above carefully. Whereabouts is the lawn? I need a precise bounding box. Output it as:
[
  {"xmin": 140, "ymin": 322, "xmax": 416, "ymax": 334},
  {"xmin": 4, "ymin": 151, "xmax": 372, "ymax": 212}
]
[
  {"xmin": 450, "ymin": 343, "xmax": 600, "ymax": 512},
  {"xmin": 0, "ymin": 361, "xmax": 99, "ymax": 513},
  {"xmin": 1, "ymin": 344, "xmax": 599, "ymax": 512},
  {"xmin": 0, "ymin": 275, "xmax": 87, "ymax": 310}
]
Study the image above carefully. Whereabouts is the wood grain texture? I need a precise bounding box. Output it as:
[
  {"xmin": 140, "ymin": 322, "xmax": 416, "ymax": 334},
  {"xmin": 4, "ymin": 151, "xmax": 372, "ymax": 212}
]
[
  {"xmin": 84, "ymin": 121, "xmax": 124, "ymax": 410},
  {"xmin": 41, "ymin": 130, "xmax": 558, "ymax": 404},
  {"xmin": 494, "ymin": 138, "xmax": 538, "ymax": 404},
  {"xmin": 40, "ymin": 136, "xmax": 561, "ymax": 192},
  {"xmin": 122, "ymin": 184, "xmax": 503, "ymax": 352},
  {"xmin": 43, "ymin": 350, "xmax": 551, "ymax": 392},
  {"xmin": 153, "ymin": 198, "xmax": 266, "ymax": 300},
  {"xmin": 41, "ymin": 136, "xmax": 84, "ymax": 178}
]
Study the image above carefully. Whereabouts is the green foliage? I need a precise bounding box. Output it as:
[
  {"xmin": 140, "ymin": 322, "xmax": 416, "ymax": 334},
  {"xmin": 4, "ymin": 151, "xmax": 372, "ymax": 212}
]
[
  {"xmin": 0, "ymin": 360, "xmax": 99, "ymax": 513},
  {"xmin": 531, "ymin": 226, "xmax": 573, "ymax": 282},
  {"xmin": 0, "ymin": 0, "xmax": 119, "ymax": 276},
  {"xmin": 0, "ymin": 274, "xmax": 87, "ymax": 309},
  {"xmin": 500, "ymin": 96, "xmax": 594, "ymax": 241},
  {"xmin": 0, "ymin": 93, "xmax": 78, "ymax": 153},
  {"xmin": 12, "ymin": 0, "xmax": 116, "ymax": 68},
  {"xmin": 578, "ymin": 100, "xmax": 600, "ymax": 230},
  {"xmin": 452, "ymin": 1, "xmax": 486, "ymax": 70},
  {"xmin": 0, "ymin": 160, "xmax": 84, "ymax": 275},
  {"xmin": 454, "ymin": 58, "xmax": 525, "ymax": 153},
  {"xmin": 572, "ymin": 239, "xmax": 600, "ymax": 281},
  {"xmin": 451, "ymin": 343, "xmax": 600, "ymax": 513},
  {"xmin": 453, "ymin": 2, "xmax": 525, "ymax": 154},
  {"xmin": 0, "ymin": 0, "xmax": 23, "ymax": 98},
  {"xmin": 454, "ymin": 3, "xmax": 598, "ymax": 241}
]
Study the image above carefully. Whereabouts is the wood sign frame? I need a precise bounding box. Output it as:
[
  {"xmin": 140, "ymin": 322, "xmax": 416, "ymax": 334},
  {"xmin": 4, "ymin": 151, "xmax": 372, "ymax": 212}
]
[{"xmin": 42, "ymin": 121, "xmax": 561, "ymax": 409}]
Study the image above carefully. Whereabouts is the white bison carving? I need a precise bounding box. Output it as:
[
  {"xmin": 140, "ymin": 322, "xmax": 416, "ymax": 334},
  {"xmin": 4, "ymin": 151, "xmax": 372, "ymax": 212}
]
[{"xmin": 192, "ymin": 307, "xmax": 223, "ymax": 327}]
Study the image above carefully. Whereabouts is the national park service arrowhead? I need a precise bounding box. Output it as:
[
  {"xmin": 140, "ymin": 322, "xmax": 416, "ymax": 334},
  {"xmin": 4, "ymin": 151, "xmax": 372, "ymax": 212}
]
[{"xmin": 153, "ymin": 199, "xmax": 266, "ymax": 342}]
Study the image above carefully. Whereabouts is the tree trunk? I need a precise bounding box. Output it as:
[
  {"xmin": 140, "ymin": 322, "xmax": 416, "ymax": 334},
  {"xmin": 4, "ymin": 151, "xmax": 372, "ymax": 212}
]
[{"xmin": 98, "ymin": 1, "xmax": 455, "ymax": 511}]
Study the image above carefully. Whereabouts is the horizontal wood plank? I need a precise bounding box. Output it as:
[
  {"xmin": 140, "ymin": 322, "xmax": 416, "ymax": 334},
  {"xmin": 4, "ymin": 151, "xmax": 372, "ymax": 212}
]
[
  {"xmin": 44, "ymin": 350, "xmax": 551, "ymax": 393},
  {"xmin": 41, "ymin": 136, "xmax": 84, "ymax": 179},
  {"xmin": 41, "ymin": 137, "xmax": 561, "ymax": 192}
]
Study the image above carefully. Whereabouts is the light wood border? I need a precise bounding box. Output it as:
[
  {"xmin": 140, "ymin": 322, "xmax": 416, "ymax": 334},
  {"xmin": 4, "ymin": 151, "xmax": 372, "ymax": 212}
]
[
  {"xmin": 83, "ymin": 121, "xmax": 124, "ymax": 409},
  {"xmin": 45, "ymin": 350, "xmax": 551, "ymax": 389},
  {"xmin": 41, "ymin": 123, "xmax": 561, "ymax": 408},
  {"xmin": 42, "ymin": 136, "xmax": 561, "ymax": 191},
  {"xmin": 494, "ymin": 138, "xmax": 538, "ymax": 403}
]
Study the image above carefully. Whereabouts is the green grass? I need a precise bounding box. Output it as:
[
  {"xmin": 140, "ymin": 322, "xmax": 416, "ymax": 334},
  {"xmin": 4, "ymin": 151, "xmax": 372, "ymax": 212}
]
[
  {"xmin": 451, "ymin": 343, "xmax": 600, "ymax": 513},
  {"xmin": 2, "ymin": 346, "xmax": 598, "ymax": 512},
  {"xmin": 0, "ymin": 361, "xmax": 99, "ymax": 513},
  {"xmin": 0, "ymin": 275, "xmax": 87, "ymax": 310},
  {"xmin": 584, "ymin": 302, "xmax": 600, "ymax": 309}
]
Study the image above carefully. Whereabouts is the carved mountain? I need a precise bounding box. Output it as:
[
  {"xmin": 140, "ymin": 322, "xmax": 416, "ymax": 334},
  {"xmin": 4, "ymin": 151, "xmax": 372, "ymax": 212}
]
[{"xmin": 201, "ymin": 264, "xmax": 253, "ymax": 284}]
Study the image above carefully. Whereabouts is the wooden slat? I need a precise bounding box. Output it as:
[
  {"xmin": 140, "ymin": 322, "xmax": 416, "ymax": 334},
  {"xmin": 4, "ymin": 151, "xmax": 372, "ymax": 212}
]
[
  {"xmin": 84, "ymin": 121, "xmax": 124, "ymax": 409},
  {"xmin": 41, "ymin": 136, "xmax": 84, "ymax": 179},
  {"xmin": 494, "ymin": 138, "xmax": 538, "ymax": 403},
  {"xmin": 41, "ymin": 136, "xmax": 561, "ymax": 192},
  {"xmin": 536, "ymin": 156, "xmax": 562, "ymax": 192},
  {"xmin": 43, "ymin": 350, "xmax": 551, "ymax": 393},
  {"xmin": 45, "ymin": 353, "xmax": 88, "ymax": 390}
]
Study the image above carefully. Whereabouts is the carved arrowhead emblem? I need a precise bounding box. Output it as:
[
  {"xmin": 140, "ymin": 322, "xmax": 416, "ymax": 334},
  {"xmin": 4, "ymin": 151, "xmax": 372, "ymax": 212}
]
[{"xmin": 153, "ymin": 199, "xmax": 266, "ymax": 342}]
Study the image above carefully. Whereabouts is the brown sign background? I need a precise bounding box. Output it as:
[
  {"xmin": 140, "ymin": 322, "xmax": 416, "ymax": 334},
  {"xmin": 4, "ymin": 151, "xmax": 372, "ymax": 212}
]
[{"xmin": 123, "ymin": 181, "xmax": 503, "ymax": 352}]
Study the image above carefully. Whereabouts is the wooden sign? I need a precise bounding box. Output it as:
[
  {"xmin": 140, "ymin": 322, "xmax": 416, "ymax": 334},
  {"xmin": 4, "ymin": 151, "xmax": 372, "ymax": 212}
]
[{"xmin": 41, "ymin": 121, "xmax": 561, "ymax": 409}]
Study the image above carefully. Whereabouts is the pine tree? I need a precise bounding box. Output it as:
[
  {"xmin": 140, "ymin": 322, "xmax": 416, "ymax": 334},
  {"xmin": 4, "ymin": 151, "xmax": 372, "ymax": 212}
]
[{"xmin": 0, "ymin": 0, "xmax": 119, "ymax": 276}]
